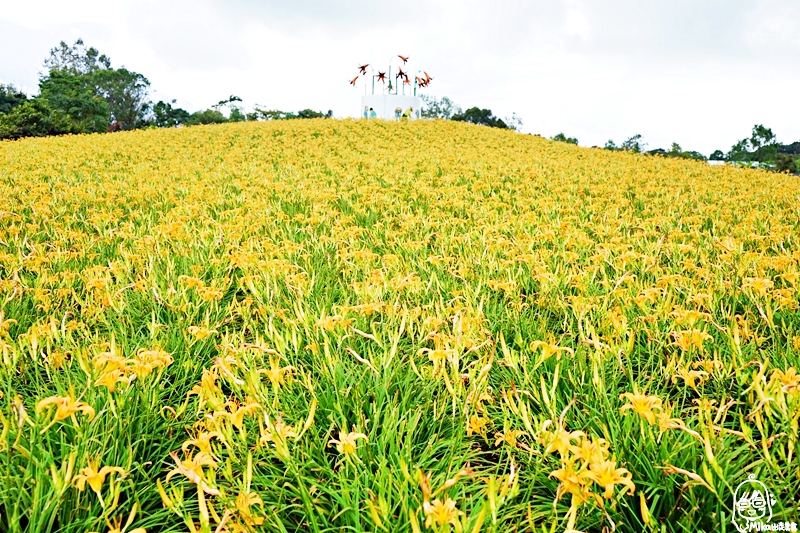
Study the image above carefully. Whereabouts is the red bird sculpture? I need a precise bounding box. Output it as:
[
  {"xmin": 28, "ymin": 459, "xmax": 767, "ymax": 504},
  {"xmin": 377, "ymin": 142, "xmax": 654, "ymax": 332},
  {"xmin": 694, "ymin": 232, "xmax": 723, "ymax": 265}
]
[
  {"xmin": 396, "ymin": 67, "xmax": 406, "ymax": 79},
  {"xmin": 398, "ymin": 55, "xmax": 409, "ymax": 64},
  {"xmin": 358, "ymin": 64, "xmax": 369, "ymax": 75},
  {"xmin": 376, "ymin": 71, "xmax": 387, "ymax": 83},
  {"xmin": 349, "ymin": 76, "xmax": 359, "ymax": 86},
  {"xmin": 403, "ymin": 74, "xmax": 411, "ymax": 85}
]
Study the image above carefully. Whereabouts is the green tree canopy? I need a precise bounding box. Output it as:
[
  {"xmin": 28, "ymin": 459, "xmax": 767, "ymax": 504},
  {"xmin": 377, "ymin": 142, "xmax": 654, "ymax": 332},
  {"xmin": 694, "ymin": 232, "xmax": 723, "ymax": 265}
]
[
  {"xmin": 152, "ymin": 100, "xmax": 191, "ymax": 128},
  {"xmin": 43, "ymin": 38, "xmax": 111, "ymax": 75},
  {"xmin": 0, "ymin": 99, "xmax": 54, "ymax": 140},
  {"xmin": 0, "ymin": 84, "xmax": 28, "ymax": 115},
  {"xmin": 40, "ymin": 38, "xmax": 152, "ymax": 130},
  {"xmin": 452, "ymin": 107, "xmax": 508, "ymax": 129},
  {"xmin": 89, "ymin": 68, "xmax": 151, "ymax": 128},
  {"xmin": 552, "ymin": 133, "xmax": 578, "ymax": 145},
  {"xmin": 39, "ymin": 69, "xmax": 109, "ymax": 134}
]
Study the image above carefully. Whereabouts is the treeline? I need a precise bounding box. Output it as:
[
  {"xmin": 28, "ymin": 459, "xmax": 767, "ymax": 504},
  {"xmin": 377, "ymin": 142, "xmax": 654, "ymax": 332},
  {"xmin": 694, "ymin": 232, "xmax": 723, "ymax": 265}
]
[
  {"xmin": 0, "ymin": 39, "xmax": 332, "ymax": 141},
  {"xmin": 548, "ymin": 125, "xmax": 799, "ymax": 174},
  {"xmin": 420, "ymin": 95, "xmax": 523, "ymax": 131}
]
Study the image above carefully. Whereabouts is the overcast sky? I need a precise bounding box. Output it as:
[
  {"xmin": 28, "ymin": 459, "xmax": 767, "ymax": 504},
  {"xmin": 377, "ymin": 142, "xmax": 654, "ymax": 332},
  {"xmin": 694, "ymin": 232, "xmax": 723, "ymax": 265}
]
[{"xmin": 1, "ymin": 0, "xmax": 798, "ymax": 154}]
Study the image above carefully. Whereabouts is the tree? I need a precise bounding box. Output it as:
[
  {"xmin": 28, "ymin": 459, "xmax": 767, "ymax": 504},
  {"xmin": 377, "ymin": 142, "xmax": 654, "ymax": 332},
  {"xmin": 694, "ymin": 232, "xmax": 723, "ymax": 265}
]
[
  {"xmin": 296, "ymin": 109, "xmax": 328, "ymax": 119},
  {"xmin": 0, "ymin": 99, "xmax": 54, "ymax": 140},
  {"xmin": 39, "ymin": 69, "xmax": 109, "ymax": 134},
  {"xmin": 552, "ymin": 133, "xmax": 578, "ymax": 145},
  {"xmin": 420, "ymin": 95, "xmax": 461, "ymax": 120},
  {"xmin": 0, "ymin": 84, "xmax": 28, "ymax": 114},
  {"xmin": 41, "ymin": 38, "xmax": 152, "ymax": 130},
  {"xmin": 777, "ymin": 141, "xmax": 800, "ymax": 155},
  {"xmin": 43, "ymin": 38, "xmax": 110, "ymax": 75},
  {"xmin": 152, "ymin": 100, "xmax": 190, "ymax": 127},
  {"xmin": 776, "ymin": 154, "xmax": 798, "ymax": 174},
  {"xmin": 452, "ymin": 107, "xmax": 508, "ymax": 129},
  {"xmin": 185, "ymin": 109, "xmax": 228, "ymax": 125},
  {"xmin": 89, "ymin": 68, "xmax": 151, "ymax": 128},
  {"xmin": 726, "ymin": 138, "xmax": 751, "ymax": 162},
  {"xmin": 709, "ymin": 150, "xmax": 725, "ymax": 161},
  {"xmin": 621, "ymin": 134, "xmax": 646, "ymax": 153},
  {"xmin": 750, "ymin": 124, "xmax": 777, "ymax": 163},
  {"xmin": 604, "ymin": 140, "xmax": 620, "ymax": 151}
]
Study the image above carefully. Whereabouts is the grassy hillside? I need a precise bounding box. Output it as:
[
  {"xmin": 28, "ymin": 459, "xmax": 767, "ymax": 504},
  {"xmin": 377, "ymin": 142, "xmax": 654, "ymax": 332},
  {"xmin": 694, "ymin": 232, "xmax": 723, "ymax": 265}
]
[{"xmin": 0, "ymin": 120, "xmax": 799, "ymax": 532}]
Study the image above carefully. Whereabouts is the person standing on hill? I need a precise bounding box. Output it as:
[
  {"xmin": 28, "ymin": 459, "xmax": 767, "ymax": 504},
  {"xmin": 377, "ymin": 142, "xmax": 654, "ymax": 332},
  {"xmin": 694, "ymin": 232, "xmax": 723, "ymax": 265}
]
[{"xmin": 369, "ymin": 108, "xmax": 377, "ymax": 119}]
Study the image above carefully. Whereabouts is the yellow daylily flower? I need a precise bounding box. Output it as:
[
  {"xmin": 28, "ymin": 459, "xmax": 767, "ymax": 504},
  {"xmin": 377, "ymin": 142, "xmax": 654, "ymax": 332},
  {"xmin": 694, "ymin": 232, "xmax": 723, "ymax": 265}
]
[
  {"xmin": 422, "ymin": 497, "xmax": 463, "ymax": 532},
  {"xmin": 72, "ymin": 458, "xmax": 126, "ymax": 498},
  {"xmin": 586, "ymin": 459, "xmax": 636, "ymax": 499},
  {"xmin": 165, "ymin": 451, "xmax": 219, "ymax": 495},
  {"xmin": 329, "ymin": 431, "xmax": 368, "ymax": 455},
  {"xmin": 35, "ymin": 395, "xmax": 95, "ymax": 432},
  {"xmin": 619, "ymin": 391, "xmax": 663, "ymax": 425}
]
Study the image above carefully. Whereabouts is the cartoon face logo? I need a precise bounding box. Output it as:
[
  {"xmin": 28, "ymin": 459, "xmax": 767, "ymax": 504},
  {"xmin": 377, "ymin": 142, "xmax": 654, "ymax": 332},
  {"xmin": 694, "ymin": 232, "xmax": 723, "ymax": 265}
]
[{"xmin": 733, "ymin": 474, "xmax": 777, "ymax": 532}]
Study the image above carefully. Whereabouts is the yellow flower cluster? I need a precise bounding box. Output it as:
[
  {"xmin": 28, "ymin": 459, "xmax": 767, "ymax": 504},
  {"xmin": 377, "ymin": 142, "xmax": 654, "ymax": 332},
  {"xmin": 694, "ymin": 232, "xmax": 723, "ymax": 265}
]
[{"xmin": 2, "ymin": 118, "xmax": 800, "ymax": 531}]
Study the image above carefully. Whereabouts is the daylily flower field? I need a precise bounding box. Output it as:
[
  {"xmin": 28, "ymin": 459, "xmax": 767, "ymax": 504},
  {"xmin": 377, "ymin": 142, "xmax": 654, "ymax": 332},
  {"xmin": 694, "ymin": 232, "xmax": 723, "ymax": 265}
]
[{"xmin": 0, "ymin": 119, "xmax": 798, "ymax": 532}]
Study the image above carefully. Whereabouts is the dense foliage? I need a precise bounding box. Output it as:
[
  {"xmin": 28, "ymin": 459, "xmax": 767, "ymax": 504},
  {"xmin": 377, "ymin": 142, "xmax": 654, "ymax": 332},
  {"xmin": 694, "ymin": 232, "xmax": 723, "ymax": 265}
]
[
  {"xmin": 0, "ymin": 39, "xmax": 331, "ymax": 140},
  {"xmin": 1, "ymin": 120, "xmax": 799, "ymax": 532}
]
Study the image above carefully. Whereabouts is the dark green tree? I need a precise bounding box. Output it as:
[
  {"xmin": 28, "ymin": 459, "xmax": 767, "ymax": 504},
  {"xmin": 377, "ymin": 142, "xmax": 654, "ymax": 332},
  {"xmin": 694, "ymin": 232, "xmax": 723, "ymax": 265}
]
[
  {"xmin": 186, "ymin": 109, "xmax": 228, "ymax": 125},
  {"xmin": 0, "ymin": 84, "xmax": 28, "ymax": 114},
  {"xmin": 776, "ymin": 154, "xmax": 798, "ymax": 174},
  {"xmin": 726, "ymin": 138, "xmax": 751, "ymax": 162},
  {"xmin": 451, "ymin": 107, "xmax": 508, "ymax": 129},
  {"xmin": 152, "ymin": 100, "xmax": 191, "ymax": 127},
  {"xmin": 749, "ymin": 124, "xmax": 777, "ymax": 163},
  {"xmin": 621, "ymin": 134, "xmax": 646, "ymax": 153},
  {"xmin": 0, "ymin": 99, "xmax": 55, "ymax": 139},
  {"xmin": 89, "ymin": 68, "xmax": 151, "ymax": 128},
  {"xmin": 296, "ymin": 109, "xmax": 327, "ymax": 119},
  {"xmin": 41, "ymin": 38, "xmax": 151, "ymax": 129},
  {"xmin": 552, "ymin": 133, "xmax": 578, "ymax": 145},
  {"xmin": 39, "ymin": 70, "xmax": 109, "ymax": 134},
  {"xmin": 709, "ymin": 150, "xmax": 725, "ymax": 161},
  {"xmin": 604, "ymin": 140, "xmax": 620, "ymax": 151}
]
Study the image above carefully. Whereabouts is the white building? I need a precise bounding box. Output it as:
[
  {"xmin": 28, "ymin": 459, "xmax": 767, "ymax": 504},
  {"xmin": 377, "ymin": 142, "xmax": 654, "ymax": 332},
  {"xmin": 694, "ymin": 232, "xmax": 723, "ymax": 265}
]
[{"xmin": 361, "ymin": 94, "xmax": 422, "ymax": 120}]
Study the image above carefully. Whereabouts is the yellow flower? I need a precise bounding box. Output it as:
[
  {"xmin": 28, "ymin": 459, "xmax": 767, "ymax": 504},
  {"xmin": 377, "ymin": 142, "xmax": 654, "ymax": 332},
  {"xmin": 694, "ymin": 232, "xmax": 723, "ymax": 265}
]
[
  {"xmin": 72, "ymin": 458, "xmax": 126, "ymax": 498},
  {"xmin": 182, "ymin": 430, "xmax": 224, "ymax": 455},
  {"xmin": 259, "ymin": 416, "xmax": 298, "ymax": 459},
  {"xmin": 329, "ymin": 431, "xmax": 368, "ymax": 455},
  {"xmin": 619, "ymin": 391, "xmax": 662, "ymax": 425},
  {"xmin": 217, "ymin": 401, "xmax": 261, "ymax": 430},
  {"xmin": 422, "ymin": 497, "xmax": 463, "ymax": 531},
  {"xmin": 494, "ymin": 429, "xmax": 528, "ymax": 450},
  {"xmin": 586, "ymin": 459, "xmax": 635, "ymax": 499},
  {"xmin": 165, "ymin": 451, "xmax": 219, "ymax": 495},
  {"xmin": 259, "ymin": 355, "xmax": 293, "ymax": 389},
  {"xmin": 671, "ymin": 329, "xmax": 713, "ymax": 353},
  {"xmin": 529, "ymin": 340, "xmax": 574, "ymax": 361},
  {"xmin": 466, "ymin": 414, "xmax": 489, "ymax": 437},
  {"xmin": 235, "ymin": 490, "xmax": 265, "ymax": 527},
  {"xmin": 187, "ymin": 326, "xmax": 218, "ymax": 340},
  {"xmin": 94, "ymin": 369, "xmax": 135, "ymax": 392},
  {"xmin": 540, "ymin": 422, "xmax": 585, "ymax": 458},
  {"xmin": 35, "ymin": 395, "xmax": 95, "ymax": 431},
  {"xmin": 549, "ymin": 460, "xmax": 593, "ymax": 504}
]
